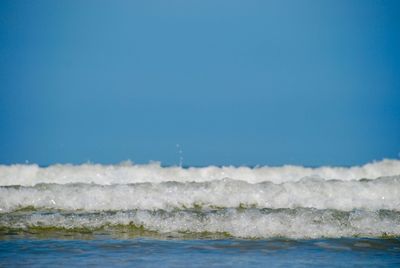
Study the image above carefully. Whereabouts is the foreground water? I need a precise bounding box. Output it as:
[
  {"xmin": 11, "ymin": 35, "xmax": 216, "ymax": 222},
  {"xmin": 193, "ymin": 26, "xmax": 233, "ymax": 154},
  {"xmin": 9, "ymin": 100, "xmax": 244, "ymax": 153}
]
[
  {"xmin": 1, "ymin": 160, "xmax": 400, "ymax": 266},
  {"xmin": 1, "ymin": 237, "xmax": 399, "ymax": 267}
]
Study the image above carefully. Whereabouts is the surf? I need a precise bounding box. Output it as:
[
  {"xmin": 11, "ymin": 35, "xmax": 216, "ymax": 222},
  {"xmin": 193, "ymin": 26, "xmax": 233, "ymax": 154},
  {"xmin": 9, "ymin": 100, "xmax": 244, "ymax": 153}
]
[{"xmin": 1, "ymin": 159, "xmax": 400, "ymax": 239}]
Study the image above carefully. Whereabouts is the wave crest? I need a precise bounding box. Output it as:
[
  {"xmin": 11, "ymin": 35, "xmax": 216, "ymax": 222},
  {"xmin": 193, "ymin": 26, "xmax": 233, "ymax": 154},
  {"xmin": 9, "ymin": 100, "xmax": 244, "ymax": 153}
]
[
  {"xmin": 1, "ymin": 208, "xmax": 400, "ymax": 239},
  {"xmin": 1, "ymin": 159, "xmax": 400, "ymax": 239},
  {"xmin": 1, "ymin": 177, "xmax": 399, "ymax": 213},
  {"xmin": 1, "ymin": 159, "xmax": 399, "ymax": 186}
]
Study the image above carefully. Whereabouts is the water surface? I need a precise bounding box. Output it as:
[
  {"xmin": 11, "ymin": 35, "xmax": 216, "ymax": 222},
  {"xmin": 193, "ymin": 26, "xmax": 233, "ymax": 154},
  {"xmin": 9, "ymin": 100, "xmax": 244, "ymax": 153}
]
[{"xmin": 1, "ymin": 237, "xmax": 399, "ymax": 267}]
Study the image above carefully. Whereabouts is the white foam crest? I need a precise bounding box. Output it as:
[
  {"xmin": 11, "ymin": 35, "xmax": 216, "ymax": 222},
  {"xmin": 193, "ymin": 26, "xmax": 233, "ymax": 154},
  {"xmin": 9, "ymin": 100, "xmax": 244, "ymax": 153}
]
[
  {"xmin": 1, "ymin": 177, "xmax": 399, "ymax": 212},
  {"xmin": 2, "ymin": 209, "xmax": 400, "ymax": 239},
  {"xmin": 1, "ymin": 159, "xmax": 400, "ymax": 186}
]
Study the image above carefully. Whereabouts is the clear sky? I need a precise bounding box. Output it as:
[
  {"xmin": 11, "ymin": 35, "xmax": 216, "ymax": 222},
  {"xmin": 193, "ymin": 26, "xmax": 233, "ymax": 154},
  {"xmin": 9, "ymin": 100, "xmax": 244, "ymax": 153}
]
[{"xmin": 0, "ymin": 0, "xmax": 399, "ymax": 166}]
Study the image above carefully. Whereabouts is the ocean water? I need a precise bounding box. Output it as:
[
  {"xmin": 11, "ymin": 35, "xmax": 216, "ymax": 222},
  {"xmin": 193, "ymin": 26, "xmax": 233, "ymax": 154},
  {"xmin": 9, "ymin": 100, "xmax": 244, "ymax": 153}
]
[{"xmin": 1, "ymin": 159, "xmax": 400, "ymax": 266}]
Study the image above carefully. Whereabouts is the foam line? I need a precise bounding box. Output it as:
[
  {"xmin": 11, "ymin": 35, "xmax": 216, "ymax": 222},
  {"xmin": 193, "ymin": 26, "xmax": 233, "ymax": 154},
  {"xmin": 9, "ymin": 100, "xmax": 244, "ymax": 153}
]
[
  {"xmin": 1, "ymin": 176, "xmax": 399, "ymax": 212},
  {"xmin": 1, "ymin": 209, "xmax": 399, "ymax": 239},
  {"xmin": 1, "ymin": 159, "xmax": 399, "ymax": 186}
]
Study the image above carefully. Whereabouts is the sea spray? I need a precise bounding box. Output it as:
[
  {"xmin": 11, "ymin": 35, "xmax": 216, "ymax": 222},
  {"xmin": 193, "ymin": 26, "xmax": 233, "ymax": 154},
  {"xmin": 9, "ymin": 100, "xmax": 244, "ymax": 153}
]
[{"xmin": 1, "ymin": 159, "xmax": 400, "ymax": 239}]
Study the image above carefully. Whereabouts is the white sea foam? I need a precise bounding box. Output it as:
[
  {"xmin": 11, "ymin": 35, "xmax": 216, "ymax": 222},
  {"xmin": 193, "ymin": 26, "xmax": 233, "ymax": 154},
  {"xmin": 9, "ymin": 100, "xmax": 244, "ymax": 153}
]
[
  {"xmin": 2, "ymin": 209, "xmax": 400, "ymax": 239},
  {"xmin": 1, "ymin": 159, "xmax": 400, "ymax": 239},
  {"xmin": 1, "ymin": 177, "xmax": 399, "ymax": 212},
  {"xmin": 0, "ymin": 159, "xmax": 399, "ymax": 186}
]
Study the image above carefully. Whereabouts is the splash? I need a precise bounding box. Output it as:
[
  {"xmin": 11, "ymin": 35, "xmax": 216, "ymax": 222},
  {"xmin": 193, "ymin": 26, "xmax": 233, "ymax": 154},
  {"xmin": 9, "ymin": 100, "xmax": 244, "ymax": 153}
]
[
  {"xmin": 1, "ymin": 159, "xmax": 400, "ymax": 239},
  {"xmin": 0, "ymin": 159, "xmax": 399, "ymax": 186}
]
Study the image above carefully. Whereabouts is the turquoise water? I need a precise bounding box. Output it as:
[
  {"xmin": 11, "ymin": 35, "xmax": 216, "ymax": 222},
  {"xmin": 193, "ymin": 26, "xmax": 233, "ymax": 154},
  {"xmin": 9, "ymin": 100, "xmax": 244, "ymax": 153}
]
[{"xmin": 1, "ymin": 237, "xmax": 400, "ymax": 267}]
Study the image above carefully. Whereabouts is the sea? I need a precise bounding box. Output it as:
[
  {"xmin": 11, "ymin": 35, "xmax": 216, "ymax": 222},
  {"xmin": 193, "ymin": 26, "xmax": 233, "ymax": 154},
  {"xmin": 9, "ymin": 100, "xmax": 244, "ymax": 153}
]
[{"xmin": 1, "ymin": 159, "xmax": 400, "ymax": 267}]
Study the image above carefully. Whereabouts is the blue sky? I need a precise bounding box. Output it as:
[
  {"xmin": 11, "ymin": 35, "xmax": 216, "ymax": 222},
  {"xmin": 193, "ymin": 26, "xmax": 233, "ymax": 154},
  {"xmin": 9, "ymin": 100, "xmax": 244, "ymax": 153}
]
[{"xmin": 0, "ymin": 0, "xmax": 399, "ymax": 166}]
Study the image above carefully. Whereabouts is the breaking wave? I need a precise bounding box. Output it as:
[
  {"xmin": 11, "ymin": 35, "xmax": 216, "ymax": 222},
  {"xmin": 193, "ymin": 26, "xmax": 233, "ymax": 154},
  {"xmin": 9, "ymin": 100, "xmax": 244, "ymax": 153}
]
[
  {"xmin": 1, "ymin": 159, "xmax": 400, "ymax": 239},
  {"xmin": 1, "ymin": 159, "xmax": 400, "ymax": 186}
]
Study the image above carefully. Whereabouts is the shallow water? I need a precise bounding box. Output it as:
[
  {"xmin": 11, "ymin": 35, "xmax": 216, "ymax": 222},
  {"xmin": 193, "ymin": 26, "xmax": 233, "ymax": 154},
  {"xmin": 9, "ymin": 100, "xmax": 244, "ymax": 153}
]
[
  {"xmin": 1, "ymin": 237, "xmax": 399, "ymax": 267},
  {"xmin": 1, "ymin": 161, "xmax": 400, "ymax": 266}
]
